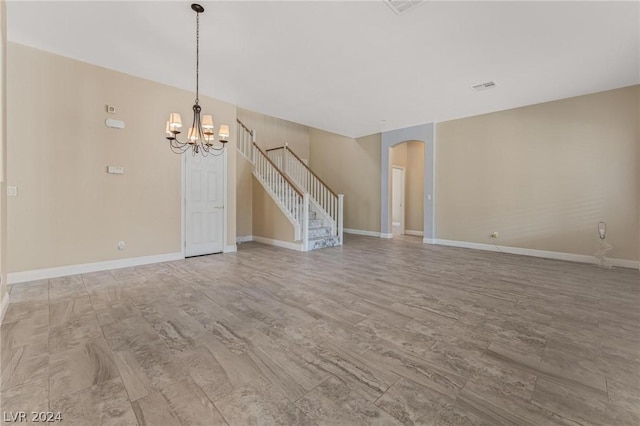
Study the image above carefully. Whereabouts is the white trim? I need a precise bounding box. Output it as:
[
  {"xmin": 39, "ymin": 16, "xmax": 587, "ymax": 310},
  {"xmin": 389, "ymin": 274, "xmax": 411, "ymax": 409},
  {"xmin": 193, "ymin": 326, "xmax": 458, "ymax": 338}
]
[
  {"xmin": 405, "ymin": 230, "xmax": 424, "ymax": 237},
  {"xmin": 432, "ymin": 239, "xmax": 639, "ymax": 270},
  {"xmin": 380, "ymin": 233, "xmax": 394, "ymax": 239},
  {"xmin": 344, "ymin": 228, "xmax": 380, "ymax": 238},
  {"xmin": 423, "ymin": 238, "xmax": 436, "ymax": 244},
  {"xmin": 223, "ymin": 245, "xmax": 237, "ymax": 253},
  {"xmin": 7, "ymin": 252, "xmax": 184, "ymax": 284},
  {"xmin": 236, "ymin": 235, "xmax": 254, "ymax": 243},
  {"xmin": 252, "ymin": 236, "xmax": 304, "ymax": 252},
  {"xmin": 0, "ymin": 294, "xmax": 9, "ymax": 324}
]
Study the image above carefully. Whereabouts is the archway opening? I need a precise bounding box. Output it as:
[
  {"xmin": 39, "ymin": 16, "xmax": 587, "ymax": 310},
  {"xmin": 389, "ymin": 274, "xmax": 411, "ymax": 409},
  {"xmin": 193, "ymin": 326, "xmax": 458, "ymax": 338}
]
[
  {"xmin": 390, "ymin": 141, "xmax": 425, "ymax": 239},
  {"xmin": 380, "ymin": 123, "xmax": 435, "ymax": 242}
]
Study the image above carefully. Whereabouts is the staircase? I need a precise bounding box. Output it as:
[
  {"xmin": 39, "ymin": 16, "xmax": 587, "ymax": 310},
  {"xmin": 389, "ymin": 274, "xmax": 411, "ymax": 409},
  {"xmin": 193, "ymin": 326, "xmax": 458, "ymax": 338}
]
[{"xmin": 236, "ymin": 119, "xmax": 343, "ymax": 251}]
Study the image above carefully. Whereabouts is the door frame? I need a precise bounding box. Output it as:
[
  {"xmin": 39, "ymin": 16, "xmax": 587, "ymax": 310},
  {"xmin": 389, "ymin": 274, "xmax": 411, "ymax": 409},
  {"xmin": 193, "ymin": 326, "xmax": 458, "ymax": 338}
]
[
  {"xmin": 181, "ymin": 148, "xmax": 228, "ymax": 258},
  {"xmin": 391, "ymin": 166, "xmax": 405, "ymax": 235}
]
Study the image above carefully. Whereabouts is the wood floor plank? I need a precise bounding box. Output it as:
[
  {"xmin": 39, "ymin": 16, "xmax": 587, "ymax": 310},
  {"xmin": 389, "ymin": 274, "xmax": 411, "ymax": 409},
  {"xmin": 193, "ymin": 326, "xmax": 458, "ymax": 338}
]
[{"xmin": 1, "ymin": 234, "xmax": 638, "ymax": 424}]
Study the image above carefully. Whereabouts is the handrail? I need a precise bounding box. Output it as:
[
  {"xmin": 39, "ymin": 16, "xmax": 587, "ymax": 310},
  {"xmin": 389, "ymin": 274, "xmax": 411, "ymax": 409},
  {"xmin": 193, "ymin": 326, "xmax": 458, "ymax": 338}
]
[
  {"xmin": 285, "ymin": 147, "xmax": 338, "ymax": 198},
  {"xmin": 236, "ymin": 118, "xmax": 253, "ymax": 135},
  {"xmin": 253, "ymin": 143, "xmax": 303, "ymax": 197},
  {"xmin": 266, "ymin": 145, "xmax": 337, "ymax": 197}
]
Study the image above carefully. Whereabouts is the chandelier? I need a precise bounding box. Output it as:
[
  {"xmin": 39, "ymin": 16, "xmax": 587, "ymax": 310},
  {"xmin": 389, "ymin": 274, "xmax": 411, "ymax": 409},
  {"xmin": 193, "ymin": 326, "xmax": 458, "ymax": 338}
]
[{"xmin": 165, "ymin": 3, "xmax": 229, "ymax": 156}]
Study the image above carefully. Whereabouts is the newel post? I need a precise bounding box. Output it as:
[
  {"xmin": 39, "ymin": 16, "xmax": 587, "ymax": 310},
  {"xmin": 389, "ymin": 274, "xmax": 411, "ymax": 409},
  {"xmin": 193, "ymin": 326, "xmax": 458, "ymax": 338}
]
[{"xmin": 303, "ymin": 193, "xmax": 310, "ymax": 252}]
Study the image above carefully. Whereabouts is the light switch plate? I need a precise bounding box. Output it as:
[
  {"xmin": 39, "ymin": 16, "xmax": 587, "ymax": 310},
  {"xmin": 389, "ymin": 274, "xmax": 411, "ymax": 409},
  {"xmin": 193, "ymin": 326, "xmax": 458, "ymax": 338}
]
[
  {"xmin": 107, "ymin": 166, "xmax": 124, "ymax": 174},
  {"xmin": 105, "ymin": 118, "xmax": 125, "ymax": 129},
  {"xmin": 7, "ymin": 186, "xmax": 17, "ymax": 196}
]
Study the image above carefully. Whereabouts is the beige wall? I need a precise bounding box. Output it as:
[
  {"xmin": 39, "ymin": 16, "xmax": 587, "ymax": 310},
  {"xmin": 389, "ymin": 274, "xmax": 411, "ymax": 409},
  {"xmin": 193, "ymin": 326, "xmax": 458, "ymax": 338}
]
[
  {"xmin": 251, "ymin": 177, "xmax": 295, "ymax": 242},
  {"xmin": 7, "ymin": 43, "xmax": 237, "ymax": 273},
  {"xmin": 390, "ymin": 141, "xmax": 424, "ymax": 233},
  {"xmin": 0, "ymin": 1, "xmax": 7, "ymax": 309},
  {"xmin": 237, "ymin": 108, "xmax": 310, "ymax": 160},
  {"xmin": 309, "ymin": 129, "xmax": 381, "ymax": 233},
  {"xmin": 236, "ymin": 153, "xmax": 253, "ymax": 238},
  {"xmin": 436, "ymin": 85, "xmax": 639, "ymax": 261}
]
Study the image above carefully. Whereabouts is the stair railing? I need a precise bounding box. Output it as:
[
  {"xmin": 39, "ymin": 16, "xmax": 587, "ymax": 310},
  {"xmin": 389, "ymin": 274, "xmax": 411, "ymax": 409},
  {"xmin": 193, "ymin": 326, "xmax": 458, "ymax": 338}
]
[
  {"xmin": 267, "ymin": 145, "xmax": 343, "ymax": 242},
  {"xmin": 236, "ymin": 119, "xmax": 254, "ymax": 160},
  {"xmin": 252, "ymin": 143, "xmax": 308, "ymax": 244}
]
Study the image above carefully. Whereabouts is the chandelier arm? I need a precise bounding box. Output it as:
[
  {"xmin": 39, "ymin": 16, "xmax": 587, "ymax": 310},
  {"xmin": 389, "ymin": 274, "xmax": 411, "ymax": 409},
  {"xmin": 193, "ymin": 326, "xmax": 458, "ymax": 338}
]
[
  {"xmin": 169, "ymin": 141, "xmax": 189, "ymax": 154},
  {"xmin": 168, "ymin": 136, "xmax": 185, "ymax": 148}
]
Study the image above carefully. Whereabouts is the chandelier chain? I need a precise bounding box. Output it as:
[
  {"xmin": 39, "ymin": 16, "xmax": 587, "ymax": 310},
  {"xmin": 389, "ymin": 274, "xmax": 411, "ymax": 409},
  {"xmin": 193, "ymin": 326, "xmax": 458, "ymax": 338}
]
[{"xmin": 195, "ymin": 10, "xmax": 200, "ymax": 104}]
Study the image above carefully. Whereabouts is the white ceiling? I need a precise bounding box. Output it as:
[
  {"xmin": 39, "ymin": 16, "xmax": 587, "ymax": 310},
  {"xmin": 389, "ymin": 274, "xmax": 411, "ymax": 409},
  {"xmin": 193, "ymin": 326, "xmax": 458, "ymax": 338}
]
[{"xmin": 7, "ymin": 1, "xmax": 640, "ymax": 138}]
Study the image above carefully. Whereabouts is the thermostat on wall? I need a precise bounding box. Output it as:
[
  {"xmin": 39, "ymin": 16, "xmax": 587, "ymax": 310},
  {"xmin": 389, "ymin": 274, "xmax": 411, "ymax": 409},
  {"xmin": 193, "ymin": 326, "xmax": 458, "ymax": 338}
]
[{"xmin": 105, "ymin": 118, "xmax": 125, "ymax": 129}]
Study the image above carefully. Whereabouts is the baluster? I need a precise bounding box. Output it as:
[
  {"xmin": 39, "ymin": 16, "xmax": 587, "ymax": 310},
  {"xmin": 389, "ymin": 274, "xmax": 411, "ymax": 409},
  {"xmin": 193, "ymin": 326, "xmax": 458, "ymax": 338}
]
[
  {"xmin": 323, "ymin": 188, "xmax": 326, "ymax": 213},
  {"xmin": 330, "ymin": 195, "xmax": 333, "ymax": 221}
]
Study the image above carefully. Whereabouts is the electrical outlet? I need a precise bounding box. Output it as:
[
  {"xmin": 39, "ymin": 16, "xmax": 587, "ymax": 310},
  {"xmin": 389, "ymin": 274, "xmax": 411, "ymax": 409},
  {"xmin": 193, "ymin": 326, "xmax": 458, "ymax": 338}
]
[
  {"xmin": 117, "ymin": 241, "xmax": 125, "ymax": 250},
  {"xmin": 491, "ymin": 232, "xmax": 499, "ymax": 239}
]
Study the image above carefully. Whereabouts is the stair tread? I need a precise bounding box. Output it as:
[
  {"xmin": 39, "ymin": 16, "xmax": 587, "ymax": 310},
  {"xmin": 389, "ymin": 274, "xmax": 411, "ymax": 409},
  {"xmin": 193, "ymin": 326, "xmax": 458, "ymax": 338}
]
[{"xmin": 309, "ymin": 235, "xmax": 339, "ymax": 241}]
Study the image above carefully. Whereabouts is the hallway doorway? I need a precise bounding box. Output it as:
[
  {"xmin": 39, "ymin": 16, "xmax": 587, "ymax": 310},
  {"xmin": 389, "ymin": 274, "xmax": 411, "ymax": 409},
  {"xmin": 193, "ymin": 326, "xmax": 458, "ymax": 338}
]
[{"xmin": 391, "ymin": 166, "xmax": 405, "ymax": 235}]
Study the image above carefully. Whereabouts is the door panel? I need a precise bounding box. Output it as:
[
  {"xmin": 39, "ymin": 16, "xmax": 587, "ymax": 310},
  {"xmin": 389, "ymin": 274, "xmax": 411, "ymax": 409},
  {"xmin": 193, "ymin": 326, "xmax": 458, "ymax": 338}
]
[{"xmin": 185, "ymin": 153, "xmax": 224, "ymax": 257}]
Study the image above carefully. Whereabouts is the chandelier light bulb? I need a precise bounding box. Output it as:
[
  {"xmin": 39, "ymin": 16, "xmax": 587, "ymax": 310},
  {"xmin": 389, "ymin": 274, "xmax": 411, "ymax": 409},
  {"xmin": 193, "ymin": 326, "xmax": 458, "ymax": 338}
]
[
  {"xmin": 188, "ymin": 127, "xmax": 198, "ymax": 144},
  {"xmin": 169, "ymin": 113, "xmax": 182, "ymax": 131},
  {"xmin": 201, "ymin": 114, "xmax": 214, "ymax": 134},
  {"xmin": 218, "ymin": 124, "xmax": 230, "ymax": 142}
]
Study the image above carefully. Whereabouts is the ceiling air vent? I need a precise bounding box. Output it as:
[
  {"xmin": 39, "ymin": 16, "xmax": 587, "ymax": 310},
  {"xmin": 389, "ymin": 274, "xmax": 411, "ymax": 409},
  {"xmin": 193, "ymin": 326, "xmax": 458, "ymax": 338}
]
[
  {"xmin": 385, "ymin": 0, "xmax": 425, "ymax": 15},
  {"xmin": 472, "ymin": 81, "xmax": 497, "ymax": 91}
]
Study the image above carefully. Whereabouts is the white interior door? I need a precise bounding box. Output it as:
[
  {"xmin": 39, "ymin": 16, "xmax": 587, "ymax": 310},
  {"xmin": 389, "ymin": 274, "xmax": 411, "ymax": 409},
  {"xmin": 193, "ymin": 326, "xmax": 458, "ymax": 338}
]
[
  {"xmin": 391, "ymin": 167, "xmax": 405, "ymax": 234},
  {"xmin": 185, "ymin": 152, "xmax": 224, "ymax": 257}
]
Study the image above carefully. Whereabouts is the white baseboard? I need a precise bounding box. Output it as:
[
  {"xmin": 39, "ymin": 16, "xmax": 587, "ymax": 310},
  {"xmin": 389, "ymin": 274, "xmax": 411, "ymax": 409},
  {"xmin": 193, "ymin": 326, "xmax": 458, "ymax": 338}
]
[
  {"xmin": 7, "ymin": 252, "xmax": 184, "ymax": 285},
  {"xmin": 343, "ymin": 228, "xmax": 380, "ymax": 238},
  {"xmin": 405, "ymin": 230, "xmax": 424, "ymax": 237},
  {"xmin": 0, "ymin": 293, "xmax": 9, "ymax": 324},
  {"xmin": 380, "ymin": 233, "xmax": 393, "ymax": 239},
  {"xmin": 423, "ymin": 238, "xmax": 436, "ymax": 244},
  {"xmin": 432, "ymin": 239, "xmax": 639, "ymax": 270},
  {"xmin": 252, "ymin": 236, "xmax": 303, "ymax": 252},
  {"xmin": 224, "ymin": 245, "xmax": 238, "ymax": 253},
  {"xmin": 236, "ymin": 235, "xmax": 254, "ymax": 243}
]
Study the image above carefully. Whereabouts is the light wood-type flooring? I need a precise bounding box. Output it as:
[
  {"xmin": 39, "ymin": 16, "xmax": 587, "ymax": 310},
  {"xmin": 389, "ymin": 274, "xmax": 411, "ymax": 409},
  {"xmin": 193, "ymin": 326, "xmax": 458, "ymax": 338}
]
[{"xmin": 1, "ymin": 235, "xmax": 639, "ymax": 425}]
